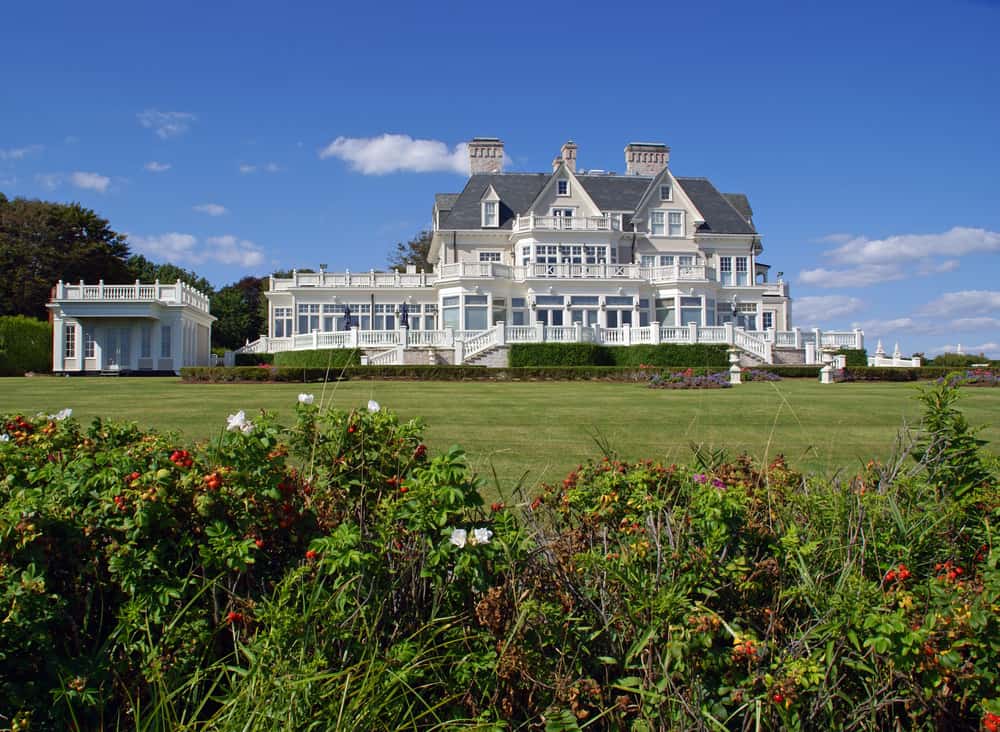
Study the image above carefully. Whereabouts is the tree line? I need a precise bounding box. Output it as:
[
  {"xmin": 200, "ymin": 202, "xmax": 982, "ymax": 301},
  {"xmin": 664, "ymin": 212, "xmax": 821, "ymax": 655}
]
[{"xmin": 0, "ymin": 193, "xmax": 432, "ymax": 350}]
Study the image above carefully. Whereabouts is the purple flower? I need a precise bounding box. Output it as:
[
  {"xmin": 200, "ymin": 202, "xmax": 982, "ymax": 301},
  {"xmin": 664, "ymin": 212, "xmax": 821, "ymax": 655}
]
[
  {"xmin": 711, "ymin": 478, "xmax": 726, "ymax": 489},
  {"xmin": 693, "ymin": 473, "xmax": 708, "ymax": 484}
]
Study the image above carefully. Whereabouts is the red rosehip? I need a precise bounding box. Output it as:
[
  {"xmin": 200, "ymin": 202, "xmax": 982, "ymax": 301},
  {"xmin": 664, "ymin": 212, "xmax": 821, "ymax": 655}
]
[
  {"xmin": 254, "ymin": 538, "xmax": 264, "ymax": 549},
  {"xmin": 305, "ymin": 549, "xmax": 318, "ymax": 560},
  {"xmin": 772, "ymin": 692, "xmax": 784, "ymax": 704}
]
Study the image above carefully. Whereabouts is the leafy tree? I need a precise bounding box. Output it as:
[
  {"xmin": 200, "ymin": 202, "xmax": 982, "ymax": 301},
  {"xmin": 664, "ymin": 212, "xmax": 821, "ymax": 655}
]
[
  {"xmin": 387, "ymin": 229, "xmax": 432, "ymax": 271},
  {"xmin": 0, "ymin": 194, "xmax": 131, "ymax": 318},
  {"xmin": 126, "ymin": 254, "xmax": 215, "ymax": 296},
  {"xmin": 211, "ymin": 276, "xmax": 266, "ymax": 349}
]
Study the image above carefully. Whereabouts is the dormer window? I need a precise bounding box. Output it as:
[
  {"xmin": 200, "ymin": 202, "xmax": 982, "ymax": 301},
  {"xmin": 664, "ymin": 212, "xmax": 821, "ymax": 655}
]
[
  {"xmin": 557, "ymin": 179, "xmax": 570, "ymax": 196},
  {"xmin": 659, "ymin": 184, "xmax": 672, "ymax": 201},
  {"xmin": 482, "ymin": 201, "xmax": 498, "ymax": 227}
]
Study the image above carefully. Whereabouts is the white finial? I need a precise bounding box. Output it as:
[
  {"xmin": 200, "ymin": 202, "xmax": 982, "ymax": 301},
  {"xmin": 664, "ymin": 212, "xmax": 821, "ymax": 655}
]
[{"xmin": 875, "ymin": 339, "xmax": 885, "ymax": 357}]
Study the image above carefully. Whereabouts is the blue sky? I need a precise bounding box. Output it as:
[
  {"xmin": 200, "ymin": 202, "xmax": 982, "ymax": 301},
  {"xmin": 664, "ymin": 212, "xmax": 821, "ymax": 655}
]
[{"xmin": 2, "ymin": 0, "xmax": 998, "ymax": 357}]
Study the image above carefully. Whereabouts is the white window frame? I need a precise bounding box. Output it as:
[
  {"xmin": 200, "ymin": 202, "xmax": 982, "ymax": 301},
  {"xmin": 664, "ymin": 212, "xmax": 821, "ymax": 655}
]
[
  {"xmin": 64, "ymin": 324, "xmax": 76, "ymax": 359},
  {"xmin": 659, "ymin": 184, "xmax": 672, "ymax": 201},
  {"xmin": 762, "ymin": 311, "xmax": 774, "ymax": 330},
  {"xmin": 556, "ymin": 179, "xmax": 570, "ymax": 196},
  {"xmin": 650, "ymin": 210, "xmax": 665, "ymax": 236},
  {"xmin": 481, "ymin": 200, "xmax": 499, "ymax": 228},
  {"xmin": 478, "ymin": 251, "xmax": 502, "ymax": 262},
  {"xmin": 668, "ymin": 210, "xmax": 684, "ymax": 237},
  {"xmin": 719, "ymin": 256, "xmax": 733, "ymax": 285}
]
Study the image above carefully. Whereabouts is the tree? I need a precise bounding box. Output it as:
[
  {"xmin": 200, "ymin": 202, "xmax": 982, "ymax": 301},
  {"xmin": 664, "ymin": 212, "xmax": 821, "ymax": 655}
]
[
  {"xmin": 210, "ymin": 276, "xmax": 266, "ymax": 350},
  {"xmin": 0, "ymin": 195, "xmax": 131, "ymax": 318},
  {"xmin": 126, "ymin": 254, "xmax": 215, "ymax": 297},
  {"xmin": 387, "ymin": 230, "xmax": 432, "ymax": 271}
]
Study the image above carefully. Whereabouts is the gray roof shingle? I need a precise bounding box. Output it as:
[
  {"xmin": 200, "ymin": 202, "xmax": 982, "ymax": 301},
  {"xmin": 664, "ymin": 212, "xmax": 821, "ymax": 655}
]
[
  {"xmin": 438, "ymin": 172, "xmax": 755, "ymax": 235},
  {"xmin": 434, "ymin": 193, "xmax": 460, "ymax": 212}
]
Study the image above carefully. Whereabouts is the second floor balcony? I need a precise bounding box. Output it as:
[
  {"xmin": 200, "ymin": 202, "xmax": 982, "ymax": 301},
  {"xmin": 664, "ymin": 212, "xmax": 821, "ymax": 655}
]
[
  {"xmin": 512, "ymin": 213, "xmax": 621, "ymax": 233},
  {"xmin": 268, "ymin": 262, "xmax": 790, "ymax": 295}
]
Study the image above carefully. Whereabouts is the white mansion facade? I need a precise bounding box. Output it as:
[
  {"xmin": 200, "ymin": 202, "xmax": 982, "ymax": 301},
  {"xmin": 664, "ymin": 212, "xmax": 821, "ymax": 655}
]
[{"xmin": 250, "ymin": 139, "xmax": 860, "ymax": 365}]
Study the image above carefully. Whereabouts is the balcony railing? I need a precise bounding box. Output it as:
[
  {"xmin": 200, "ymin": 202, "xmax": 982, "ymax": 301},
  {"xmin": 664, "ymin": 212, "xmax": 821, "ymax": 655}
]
[
  {"xmin": 512, "ymin": 213, "xmax": 619, "ymax": 233},
  {"xmin": 53, "ymin": 280, "xmax": 211, "ymax": 313}
]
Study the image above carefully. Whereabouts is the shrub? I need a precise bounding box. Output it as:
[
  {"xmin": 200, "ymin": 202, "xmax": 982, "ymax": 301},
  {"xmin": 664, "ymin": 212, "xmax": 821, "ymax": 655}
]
[
  {"xmin": 836, "ymin": 347, "xmax": 868, "ymax": 367},
  {"xmin": 234, "ymin": 352, "xmax": 274, "ymax": 366},
  {"xmin": 0, "ymin": 315, "xmax": 51, "ymax": 375},
  {"xmin": 927, "ymin": 352, "xmax": 993, "ymax": 368},
  {"xmin": 509, "ymin": 342, "xmax": 729, "ymax": 367},
  {"xmin": 273, "ymin": 348, "xmax": 360, "ymax": 368}
]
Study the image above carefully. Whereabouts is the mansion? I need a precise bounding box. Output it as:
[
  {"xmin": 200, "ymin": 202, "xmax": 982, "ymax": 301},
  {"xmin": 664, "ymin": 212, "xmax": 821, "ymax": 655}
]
[
  {"xmin": 47, "ymin": 138, "xmax": 863, "ymax": 374},
  {"xmin": 249, "ymin": 138, "xmax": 860, "ymax": 366}
]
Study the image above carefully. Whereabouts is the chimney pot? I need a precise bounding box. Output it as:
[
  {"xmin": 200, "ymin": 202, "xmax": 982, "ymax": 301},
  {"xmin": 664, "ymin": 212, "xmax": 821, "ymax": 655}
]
[
  {"xmin": 468, "ymin": 137, "xmax": 504, "ymax": 174},
  {"xmin": 560, "ymin": 140, "xmax": 578, "ymax": 173},
  {"xmin": 624, "ymin": 142, "xmax": 670, "ymax": 176}
]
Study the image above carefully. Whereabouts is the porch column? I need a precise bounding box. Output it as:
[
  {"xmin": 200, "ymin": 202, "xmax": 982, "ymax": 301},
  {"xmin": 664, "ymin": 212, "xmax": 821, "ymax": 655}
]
[
  {"xmin": 75, "ymin": 322, "xmax": 84, "ymax": 371},
  {"xmin": 651, "ymin": 321, "xmax": 660, "ymax": 345},
  {"xmin": 573, "ymin": 322, "xmax": 582, "ymax": 343},
  {"xmin": 312, "ymin": 330, "xmax": 319, "ymax": 349},
  {"xmin": 350, "ymin": 326, "xmax": 360, "ymax": 348},
  {"xmin": 622, "ymin": 324, "xmax": 632, "ymax": 346},
  {"xmin": 52, "ymin": 316, "xmax": 65, "ymax": 372}
]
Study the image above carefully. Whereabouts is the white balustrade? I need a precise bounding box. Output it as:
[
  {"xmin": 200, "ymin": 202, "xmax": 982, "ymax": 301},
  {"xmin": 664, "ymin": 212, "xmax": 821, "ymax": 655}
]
[
  {"xmin": 55, "ymin": 280, "xmax": 211, "ymax": 312},
  {"xmin": 505, "ymin": 325, "xmax": 539, "ymax": 343}
]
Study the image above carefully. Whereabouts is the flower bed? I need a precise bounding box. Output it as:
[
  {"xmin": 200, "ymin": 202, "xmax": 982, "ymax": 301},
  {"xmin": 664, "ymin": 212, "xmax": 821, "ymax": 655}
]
[
  {"xmin": 648, "ymin": 368, "xmax": 731, "ymax": 389},
  {"xmin": 741, "ymin": 368, "xmax": 782, "ymax": 382},
  {"xmin": 940, "ymin": 368, "xmax": 998, "ymax": 387}
]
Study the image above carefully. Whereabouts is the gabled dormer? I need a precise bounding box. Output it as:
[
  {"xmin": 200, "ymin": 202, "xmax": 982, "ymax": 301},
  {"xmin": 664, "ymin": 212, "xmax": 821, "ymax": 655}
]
[
  {"xmin": 526, "ymin": 160, "xmax": 603, "ymax": 220},
  {"xmin": 480, "ymin": 185, "xmax": 501, "ymax": 228},
  {"xmin": 632, "ymin": 166, "xmax": 705, "ymax": 238}
]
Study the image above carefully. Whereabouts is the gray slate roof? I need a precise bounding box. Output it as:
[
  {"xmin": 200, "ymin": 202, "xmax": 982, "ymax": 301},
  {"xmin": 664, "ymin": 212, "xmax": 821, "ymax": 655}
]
[
  {"xmin": 434, "ymin": 193, "xmax": 460, "ymax": 212},
  {"xmin": 722, "ymin": 192, "xmax": 753, "ymax": 223},
  {"xmin": 438, "ymin": 172, "xmax": 755, "ymax": 235}
]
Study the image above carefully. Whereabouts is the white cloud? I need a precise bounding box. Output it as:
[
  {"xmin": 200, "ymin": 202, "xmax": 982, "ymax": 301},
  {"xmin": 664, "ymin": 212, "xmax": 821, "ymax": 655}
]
[
  {"xmin": 193, "ymin": 203, "xmax": 228, "ymax": 216},
  {"xmin": 35, "ymin": 173, "xmax": 63, "ymax": 190},
  {"xmin": 799, "ymin": 264, "xmax": 904, "ymax": 288},
  {"xmin": 916, "ymin": 290, "xmax": 1000, "ymax": 318},
  {"xmin": 794, "ymin": 295, "xmax": 865, "ymax": 324},
  {"xmin": 827, "ymin": 227, "xmax": 1000, "ymax": 265},
  {"xmin": 239, "ymin": 162, "xmax": 280, "ymax": 174},
  {"xmin": 130, "ymin": 232, "xmax": 264, "ymax": 268},
  {"xmin": 319, "ymin": 133, "xmax": 470, "ymax": 175},
  {"xmin": 137, "ymin": 109, "xmax": 196, "ymax": 139},
  {"xmin": 69, "ymin": 171, "xmax": 110, "ymax": 192},
  {"xmin": 205, "ymin": 235, "xmax": 264, "ymax": 266},
  {"xmin": 851, "ymin": 317, "xmax": 921, "ymax": 334},
  {"xmin": 802, "ymin": 227, "xmax": 999, "ymax": 287},
  {"xmin": 262, "ymin": 162, "xmax": 280, "ymax": 173},
  {"xmin": 239, "ymin": 164, "xmax": 256, "ymax": 174},
  {"xmin": 0, "ymin": 144, "xmax": 43, "ymax": 160},
  {"xmin": 144, "ymin": 161, "xmax": 172, "ymax": 173},
  {"xmin": 929, "ymin": 342, "xmax": 1000, "ymax": 358}
]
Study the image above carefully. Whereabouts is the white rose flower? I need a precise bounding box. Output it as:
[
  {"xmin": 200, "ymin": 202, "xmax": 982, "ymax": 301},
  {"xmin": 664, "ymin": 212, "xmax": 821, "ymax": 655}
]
[
  {"xmin": 298, "ymin": 393, "xmax": 315, "ymax": 404},
  {"xmin": 367, "ymin": 399, "xmax": 380, "ymax": 413},
  {"xmin": 0, "ymin": 434, "xmax": 9, "ymax": 442},
  {"xmin": 472, "ymin": 527, "xmax": 493, "ymax": 545},
  {"xmin": 449, "ymin": 528, "xmax": 467, "ymax": 548},
  {"xmin": 52, "ymin": 408, "xmax": 73, "ymax": 421},
  {"xmin": 226, "ymin": 410, "xmax": 253, "ymax": 433}
]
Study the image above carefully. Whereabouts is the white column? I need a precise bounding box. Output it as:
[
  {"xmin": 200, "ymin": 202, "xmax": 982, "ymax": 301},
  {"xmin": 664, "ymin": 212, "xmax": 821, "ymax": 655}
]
[
  {"xmin": 536, "ymin": 322, "xmax": 545, "ymax": 342},
  {"xmin": 454, "ymin": 339, "xmax": 465, "ymax": 365},
  {"xmin": 723, "ymin": 322, "xmax": 734, "ymax": 346},
  {"xmin": 793, "ymin": 327, "xmax": 802, "ymax": 349},
  {"xmin": 651, "ymin": 321, "xmax": 660, "ymax": 344},
  {"xmin": 400, "ymin": 326, "xmax": 408, "ymax": 347},
  {"xmin": 312, "ymin": 330, "xmax": 318, "ymax": 349},
  {"xmin": 496, "ymin": 321, "xmax": 507, "ymax": 346},
  {"xmin": 813, "ymin": 328, "xmax": 822, "ymax": 352},
  {"xmin": 351, "ymin": 326, "xmax": 360, "ymax": 348},
  {"xmin": 688, "ymin": 322, "xmax": 698, "ymax": 343},
  {"xmin": 622, "ymin": 324, "xmax": 632, "ymax": 346},
  {"xmin": 573, "ymin": 322, "xmax": 582, "ymax": 343},
  {"xmin": 53, "ymin": 315, "xmax": 64, "ymax": 372}
]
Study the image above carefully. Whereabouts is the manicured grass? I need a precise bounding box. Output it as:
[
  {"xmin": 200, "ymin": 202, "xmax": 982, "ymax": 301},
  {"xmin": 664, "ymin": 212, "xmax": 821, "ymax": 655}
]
[{"xmin": 2, "ymin": 377, "xmax": 998, "ymax": 491}]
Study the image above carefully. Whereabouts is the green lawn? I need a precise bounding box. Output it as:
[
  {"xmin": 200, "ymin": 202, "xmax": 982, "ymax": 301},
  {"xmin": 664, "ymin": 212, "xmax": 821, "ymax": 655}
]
[{"xmin": 2, "ymin": 377, "xmax": 998, "ymax": 491}]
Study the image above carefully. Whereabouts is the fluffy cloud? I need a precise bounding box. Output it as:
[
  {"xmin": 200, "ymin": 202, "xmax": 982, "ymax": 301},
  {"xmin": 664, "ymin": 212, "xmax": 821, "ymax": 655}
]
[
  {"xmin": 916, "ymin": 290, "xmax": 1000, "ymax": 318},
  {"xmin": 144, "ymin": 161, "xmax": 172, "ymax": 173},
  {"xmin": 793, "ymin": 295, "xmax": 865, "ymax": 324},
  {"xmin": 137, "ymin": 109, "xmax": 196, "ymax": 139},
  {"xmin": 827, "ymin": 227, "xmax": 1000, "ymax": 265},
  {"xmin": 193, "ymin": 203, "xmax": 228, "ymax": 216},
  {"xmin": 69, "ymin": 171, "xmax": 110, "ymax": 193},
  {"xmin": 929, "ymin": 342, "xmax": 1000, "ymax": 358},
  {"xmin": 238, "ymin": 162, "xmax": 280, "ymax": 174},
  {"xmin": 319, "ymin": 134, "xmax": 470, "ymax": 175},
  {"xmin": 205, "ymin": 235, "xmax": 264, "ymax": 266},
  {"xmin": 799, "ymin": 227, "xmax": 999, "ymax": 288},
  {"xmin": 130, "ymin": 232, "xmax": 263, "ymax": 268},
  {"xmin": 0, "ymin": 144, "xmax": 43, "ymax": 160}
]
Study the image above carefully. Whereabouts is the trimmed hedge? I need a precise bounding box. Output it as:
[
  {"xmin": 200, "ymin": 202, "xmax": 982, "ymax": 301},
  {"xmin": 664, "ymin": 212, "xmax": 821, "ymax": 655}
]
[
  {"xmin": 234, "ymin": 352, "xmax": 274, "ymax": 366},
  {"xmin": 509, "ymin": 343, "xmax": 729, "ymax": 368},
  {"xmin": 836, "ymin": 348, "xmax": 868, "ymax": 367},
  {"xmin": 272, "ymin": 349, "xmax": 361, "ymax": 368},
  {"xmin": 180, "ymin": 365, "xmax": 729, "ymax": 383},
  {"xmin": 756, "ymin": 366, "xmax": 822, "ymax": 378},
  {"xmin": 0, "ymin": 316, "xmax": 51, "ymax": 376}
]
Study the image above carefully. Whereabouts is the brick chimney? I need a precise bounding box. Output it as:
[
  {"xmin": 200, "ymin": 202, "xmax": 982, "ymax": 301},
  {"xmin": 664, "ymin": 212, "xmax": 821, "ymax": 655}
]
[
  {"xmin": 560, "ymin": 140, "xmax": 578, "ymax": 172},
  {"xmin": 468, "ymin": 137, "xmax": 504, "ymax": 174},
  {"xmin": 624, "ymin": 142, "xmax": 670, "ymax": 176}
]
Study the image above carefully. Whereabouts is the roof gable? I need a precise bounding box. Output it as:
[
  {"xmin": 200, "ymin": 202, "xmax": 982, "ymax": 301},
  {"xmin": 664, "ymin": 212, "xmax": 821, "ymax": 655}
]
[{"xmin": 525, "ymin": 162, "xmax": 602, "ymax": 217}]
